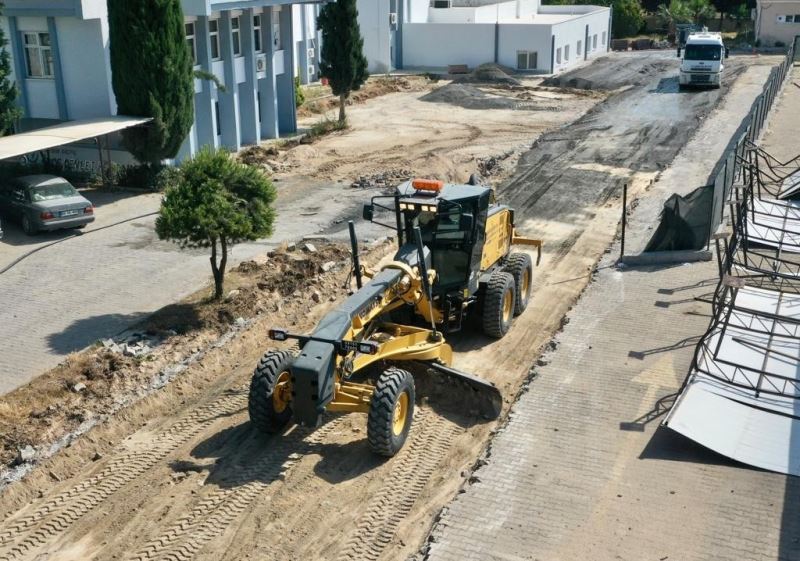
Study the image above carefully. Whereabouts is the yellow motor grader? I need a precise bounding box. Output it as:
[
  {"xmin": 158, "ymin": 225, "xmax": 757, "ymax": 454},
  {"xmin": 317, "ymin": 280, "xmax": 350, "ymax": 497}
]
[{"xmin": 249, "ymin": 177, "xmax": 541, "ymax": 456}]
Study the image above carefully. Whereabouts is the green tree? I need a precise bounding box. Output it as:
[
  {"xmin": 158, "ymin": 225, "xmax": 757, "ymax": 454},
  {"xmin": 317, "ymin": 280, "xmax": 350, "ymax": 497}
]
[
  {"xmin": 612, "ymin": 0, "xmax": 645, "ymax": 37},
  {"xmin": 686, "ymin": 0, "xmax": 716, "ymax": 24},
  {"xmin": 0, "ymin": 1, "xmax": 21, "ymax": 135},
  {"xmin": 317, "ymin": 0, "xmax": 369, "ymax": 123},
  {"xmin": 156, "ymin": 149, "xmax": 277, "ymax": 299},
  {"xmin": 658, "ymin": 0, "xmax": 693, "ymax": 33},
  {"xmin": 108, "ymin": 0, "xmax": 194, "ymax": 167}
]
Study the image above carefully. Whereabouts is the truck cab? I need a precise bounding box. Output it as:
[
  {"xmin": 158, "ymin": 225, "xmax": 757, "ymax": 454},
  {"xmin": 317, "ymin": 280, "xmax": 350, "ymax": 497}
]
[{"xmin": 678, "ymin": 31, "xmax": 728, "ymax": 89}]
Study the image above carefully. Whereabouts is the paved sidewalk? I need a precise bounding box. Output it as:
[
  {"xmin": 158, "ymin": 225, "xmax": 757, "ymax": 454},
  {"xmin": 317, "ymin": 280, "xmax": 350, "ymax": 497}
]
[
  {"xmin": 423, "ymin": 64, "xmax": 800, "ymax": 561},
  {"xmin": 0, "ymin": 177, "xmax": 368, "ymax": 394}
]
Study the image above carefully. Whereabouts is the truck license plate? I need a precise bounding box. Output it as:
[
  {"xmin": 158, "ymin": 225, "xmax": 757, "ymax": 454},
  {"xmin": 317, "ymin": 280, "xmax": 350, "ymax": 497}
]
[{"xmin": 691, "ymin": 75, "xmax": 709, "ymax": 83}]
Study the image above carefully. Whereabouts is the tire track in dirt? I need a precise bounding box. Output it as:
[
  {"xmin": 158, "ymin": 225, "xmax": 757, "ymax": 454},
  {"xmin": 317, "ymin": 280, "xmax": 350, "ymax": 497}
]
[
  {"xmin": 127, "ymin": 415, "xmax": 348, "ymax": 561},
  {"xmin": 0, "ymin": 387, "xmax": 248, "ymax": 561},
  {"xmin": 334, "ymin": 413, "xmax": 461, "ymax": 561}
]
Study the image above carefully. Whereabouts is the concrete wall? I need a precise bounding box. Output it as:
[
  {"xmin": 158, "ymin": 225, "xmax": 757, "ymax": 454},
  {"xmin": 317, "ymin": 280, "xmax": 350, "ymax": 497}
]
[
  {"xmin": 358, "ymin": 0, "xmax": 392, "ymax": 73},
  {"xmin": 756, "ymin": 1, "xmax": 800, "ymax": 46},
  {"xmin": 497, "ymin": 22, "xmax": 552, "ymax": 70},
  {"xmin": 57, "ymin": 17, "xmax": 114, "ymax": 118},
  {"xmin": 550, "ymin": 8, "xmax": 608, "ymax": 71},
  {"xmin": 407, "ymin": 0, "xmax": 429, "ymax": 22},
  {"xmin": 403, "ymin": 22, "xmax": 495, "ymax": 67}
]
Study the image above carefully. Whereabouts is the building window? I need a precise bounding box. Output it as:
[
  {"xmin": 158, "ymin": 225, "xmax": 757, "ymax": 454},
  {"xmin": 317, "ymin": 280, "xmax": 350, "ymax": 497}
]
[
  {"xmin": 185, "ymin": 22, "xmax": 197, "ymax": 64},
  {"xmin": 215, "ymin": 100, "xmax": 221, "ymax": 136},
  {"xmin": 209, "ymin": 20, "xmax": 221, "ymax": 60},
  {"xmin": 593, "ymin": 34, "xmax": 598, "ymax": 50},
  {"xmin": 601, "ymin": 31, "xmax": 607, "ymax": 46},
  {"xmin": 273, "ymin": 8, "xmax": 282, "ymax": 50},
  {"xmin": 232, "ymin": 16, "xmax": 241, "ymax": 56},
  {"xmin": 564, "ymin": 44, "xmax": 570, "ymax": 61},
  {"xmin": 577, "ymin": 40, "xmax": 582, "ymax": 56},
  {"xmin": 516, "ymin": 50, "xmax": 537, "ymax": 70},
  {"xmin": 254, "ymin": 15, "xmax": 263, "ymax": 52},
  {"xmin": 23, "ymin": 32, "xmax": 54, "ymax": 78},
  {"xmin": 556, "ymin": 47, "xmax": 562, "ymax": 64}
]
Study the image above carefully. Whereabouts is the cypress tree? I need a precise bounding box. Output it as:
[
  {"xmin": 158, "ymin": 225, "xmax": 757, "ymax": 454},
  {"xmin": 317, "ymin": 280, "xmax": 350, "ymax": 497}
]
[
  {"xmin": 317, "ymin": 0, "xmax": 369, "ymax": 123},
  {"xmin": 108, "ymin": 0, "xmax": 194, "ymax": 166},
  {"xmin": 0, "ymin": 1, "xmax": 21, "ymax": 135}
]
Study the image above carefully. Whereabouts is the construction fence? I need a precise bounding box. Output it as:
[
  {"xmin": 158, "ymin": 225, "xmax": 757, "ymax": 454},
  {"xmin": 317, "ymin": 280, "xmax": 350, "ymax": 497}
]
[{"xmin": 707, "ymin": 38, "xmax": 799, "ymax": 239}]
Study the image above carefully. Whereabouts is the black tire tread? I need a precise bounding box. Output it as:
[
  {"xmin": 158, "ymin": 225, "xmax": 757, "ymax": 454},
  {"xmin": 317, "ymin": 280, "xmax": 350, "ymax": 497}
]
[
  {"xmin": 482, "ymin": 271, "xmax": 515, "ymax": 339},
  {"xmin": 367, "ymin": 367, "xmax": 415, "ymax": 457},
  {"xmin": 248, "ymin": 350, "xmax": 294, "ymax": 434},
  {"xmin": 504, "ymin": 252, "xmax": 533, "ymax": 316}
]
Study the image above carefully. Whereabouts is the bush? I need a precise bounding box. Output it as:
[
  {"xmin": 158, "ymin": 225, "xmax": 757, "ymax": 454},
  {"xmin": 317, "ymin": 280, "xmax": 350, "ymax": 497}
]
[
  {"xmin": 612, "ymin": 0, "xmax": 645, "ymax": 38},
  {"xmin": 309, "ymin": 117, "xmax": 348, "ymax": 138},
  {"xmin": 294, "ymin": 76, "xmax": 305, "ymax": 108}
]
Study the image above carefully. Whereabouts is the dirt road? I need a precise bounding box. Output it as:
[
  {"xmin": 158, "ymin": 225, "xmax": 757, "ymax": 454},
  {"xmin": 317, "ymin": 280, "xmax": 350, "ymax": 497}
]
[{"xmin": 0, "ymin": 53, "xmax": 780, "ymax": 561}]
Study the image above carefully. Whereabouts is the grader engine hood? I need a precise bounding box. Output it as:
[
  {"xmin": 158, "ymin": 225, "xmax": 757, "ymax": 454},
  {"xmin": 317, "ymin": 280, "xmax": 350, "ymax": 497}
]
[{"xmin": 289, "ymin": 246, "xmax": 430, "ymax": 427}]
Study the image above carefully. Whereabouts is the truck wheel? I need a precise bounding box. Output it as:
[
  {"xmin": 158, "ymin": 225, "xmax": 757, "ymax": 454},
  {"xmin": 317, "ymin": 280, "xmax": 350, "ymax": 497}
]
[
  {"xmin": 482, "ymin": 271, "xmax": 516, "ymax": 338},
  {"xmin": 248, "ymin": 350, "xmax": 295, "ymax": 434},
  {"xmin": 504, "ymin": 253, "xmax": 533, "ymax": 316},
  {"xmin": 367, "ymin": 366, "xmax": 415, "ymax": 457}
]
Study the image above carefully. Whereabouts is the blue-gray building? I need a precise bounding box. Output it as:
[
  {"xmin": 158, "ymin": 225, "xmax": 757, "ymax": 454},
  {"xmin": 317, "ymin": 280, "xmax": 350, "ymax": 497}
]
[{"xmin": 0, "ymin": 0, "xmax": 323, "ymax": 164}]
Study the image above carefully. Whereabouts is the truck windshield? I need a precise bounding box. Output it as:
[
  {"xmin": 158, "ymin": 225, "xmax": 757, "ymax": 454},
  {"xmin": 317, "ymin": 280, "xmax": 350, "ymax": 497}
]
[{"xmin": 684, "ymin": 44, "xmax": 721, "ymax": 61}]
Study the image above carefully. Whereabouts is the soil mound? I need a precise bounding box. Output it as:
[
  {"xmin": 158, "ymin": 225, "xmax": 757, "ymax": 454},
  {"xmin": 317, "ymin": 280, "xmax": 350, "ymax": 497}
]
[{"xmin": 454, "ymin": 63, "xmax": 521, "ymax": 86}]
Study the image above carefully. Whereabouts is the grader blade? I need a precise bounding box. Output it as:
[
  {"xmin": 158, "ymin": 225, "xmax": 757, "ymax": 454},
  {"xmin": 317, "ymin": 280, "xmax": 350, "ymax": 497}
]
[{"xmin": 419, "ymin": 361, "xmax": 503, "ymax": 419}]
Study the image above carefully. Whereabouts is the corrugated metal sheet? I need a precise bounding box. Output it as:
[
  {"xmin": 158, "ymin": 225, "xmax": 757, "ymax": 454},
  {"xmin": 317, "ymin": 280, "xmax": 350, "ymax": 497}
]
[{"xmin": 0, "ymin": 116, "xmax": 151, "ymax": 161}]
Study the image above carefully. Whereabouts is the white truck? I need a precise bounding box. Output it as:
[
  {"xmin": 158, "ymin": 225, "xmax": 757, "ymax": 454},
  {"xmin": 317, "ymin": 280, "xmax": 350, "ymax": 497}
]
[{"xmin": 677, "ymin": 31, "xmax": 729, "ymax": 89}]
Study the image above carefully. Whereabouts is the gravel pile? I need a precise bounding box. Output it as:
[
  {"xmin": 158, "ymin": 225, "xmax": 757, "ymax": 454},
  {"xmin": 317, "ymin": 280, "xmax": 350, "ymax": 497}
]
[{"xmin": 351, "ymin": 168, "xmax": 414, "ymax": 189}]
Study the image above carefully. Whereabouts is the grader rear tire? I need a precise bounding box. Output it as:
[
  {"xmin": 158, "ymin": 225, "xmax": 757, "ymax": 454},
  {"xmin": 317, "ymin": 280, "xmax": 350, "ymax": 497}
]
[
  {"xmin": 248, "ymin": 350, "xmax": 295, "ymax": 434},
  {"xmin": 367, "ymin": 367, "xmax": 415, "ymax": 457},
  {"xmin": 504, "ymin": 252, "xmax": 533, "ymax": 316},
  {"xmin": 482, "ymin": 271, "xmax": 516, "ymax": 339}
]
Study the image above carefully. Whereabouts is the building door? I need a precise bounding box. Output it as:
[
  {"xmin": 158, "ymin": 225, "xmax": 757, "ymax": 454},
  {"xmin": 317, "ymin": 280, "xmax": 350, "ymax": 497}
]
[{"xmin": 516, "ymin": 51, "xmax": 538, "ymax": 70}]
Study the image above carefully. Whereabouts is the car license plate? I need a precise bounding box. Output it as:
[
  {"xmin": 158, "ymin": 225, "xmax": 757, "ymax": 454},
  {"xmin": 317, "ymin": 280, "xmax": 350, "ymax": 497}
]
[{"xmin": 60, "ymin": 210, "xmax": 79, "ymax": 217}]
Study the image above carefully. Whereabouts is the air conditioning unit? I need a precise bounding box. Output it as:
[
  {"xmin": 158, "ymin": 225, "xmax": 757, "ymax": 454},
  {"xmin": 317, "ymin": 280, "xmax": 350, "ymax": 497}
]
[
  {"xmin": 307, "ymin": 47, "xmax": 315, "ymax": 60},
  {"xmin": 256, "ymin": 54, "xmax": 267, "ymax": 72},
  {"xmin": 432, "ymin": 0, "xmax": 451, "ymax": 8},
  {"xmin": 389, "ymin": 12, "xmax": 398, "ymax": 26}
]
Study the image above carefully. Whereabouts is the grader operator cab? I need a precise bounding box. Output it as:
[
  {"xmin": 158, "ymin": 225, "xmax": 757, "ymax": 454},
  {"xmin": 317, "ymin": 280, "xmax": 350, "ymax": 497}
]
[{"xmin": 248, "ymin": 177, "xmax": 542, "ymax": 456}]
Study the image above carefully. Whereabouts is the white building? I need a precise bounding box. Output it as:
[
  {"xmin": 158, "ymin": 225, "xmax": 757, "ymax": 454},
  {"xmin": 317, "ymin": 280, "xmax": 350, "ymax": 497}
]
[
  {"xmin": 754, "ymin": 0, "xmax": 800, "ymax": 47},
  {"xmin": 357, "ymin": 0, "xmax": 611, "ymax": 74},
  {"xmin": 0, "ymin": 0, "xmax": 323, "ymax": 166}
]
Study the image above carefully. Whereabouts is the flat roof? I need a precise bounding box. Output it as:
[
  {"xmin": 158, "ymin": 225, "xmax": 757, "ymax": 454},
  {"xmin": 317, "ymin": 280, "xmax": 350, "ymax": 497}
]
[{"xmin": 0, "ymin": 116, "xmax": 152, "ymax": 160}]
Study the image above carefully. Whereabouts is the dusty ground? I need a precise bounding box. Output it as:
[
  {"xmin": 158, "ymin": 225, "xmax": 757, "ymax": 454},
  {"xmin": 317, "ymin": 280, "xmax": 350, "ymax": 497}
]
[{"xmin": 0, "ymin": 53, "xmax": 782, "ymax": 561}]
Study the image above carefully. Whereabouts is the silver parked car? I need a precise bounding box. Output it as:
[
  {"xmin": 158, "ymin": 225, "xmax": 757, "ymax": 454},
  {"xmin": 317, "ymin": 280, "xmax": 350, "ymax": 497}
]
[{"xmin": 0, "ymin": 175, "xmax": 95, "ymax": 235}]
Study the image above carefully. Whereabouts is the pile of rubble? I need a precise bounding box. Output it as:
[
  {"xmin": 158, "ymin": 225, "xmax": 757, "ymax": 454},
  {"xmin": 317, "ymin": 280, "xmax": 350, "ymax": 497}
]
[
  {"xmin": 350, "ymin": 168, "xmax": 414, "ymax": 189},
  {"xmin": 478, "ymin": 150, "xmax": 514, "ymax": 177},
  {"xmin": 101, "ymin": 330, "xmax": 173, "ymax": 358}
]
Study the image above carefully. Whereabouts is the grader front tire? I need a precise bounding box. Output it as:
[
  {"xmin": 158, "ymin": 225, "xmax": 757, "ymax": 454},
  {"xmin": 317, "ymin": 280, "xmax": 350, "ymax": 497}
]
[
  {"xmin": 367, "ymin": 367, "xmax": 415, "ymax": 457},
  {"xmin": 248, "ymin": 350, "xmax": 295, "ymax": 434}
]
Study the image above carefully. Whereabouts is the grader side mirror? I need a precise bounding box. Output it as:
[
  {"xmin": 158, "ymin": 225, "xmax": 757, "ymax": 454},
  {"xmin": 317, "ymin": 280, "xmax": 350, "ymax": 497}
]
[{"xmin": 362, "ymin": 204, "xmax": 374, "ymax": 221}]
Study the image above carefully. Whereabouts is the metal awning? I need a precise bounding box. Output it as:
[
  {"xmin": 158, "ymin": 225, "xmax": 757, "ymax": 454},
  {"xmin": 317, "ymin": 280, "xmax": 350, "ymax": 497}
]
[
  {"xmin": 0, "ymin": 116, "xmax": 151, "ymax": 160},
  {"xmin": 665, "ymin": 285, "xmax": 800, "ymax": 475}
]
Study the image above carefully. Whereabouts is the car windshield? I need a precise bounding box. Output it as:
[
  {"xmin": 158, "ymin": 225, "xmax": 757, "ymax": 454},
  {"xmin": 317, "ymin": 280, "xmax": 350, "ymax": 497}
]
[
  {"xmin": 684, "ymin": 44, "xmax": 721, "ymax": 61},
  {"xmin": 29, "ymin": 181, "xmax": 79, "ymax": 202}
]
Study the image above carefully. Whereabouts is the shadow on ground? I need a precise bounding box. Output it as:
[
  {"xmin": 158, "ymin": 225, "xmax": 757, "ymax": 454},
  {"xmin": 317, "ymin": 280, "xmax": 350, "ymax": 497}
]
[{"xmin": 45, "ymin": 304, "xmax": 205, "ymax": 354}]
